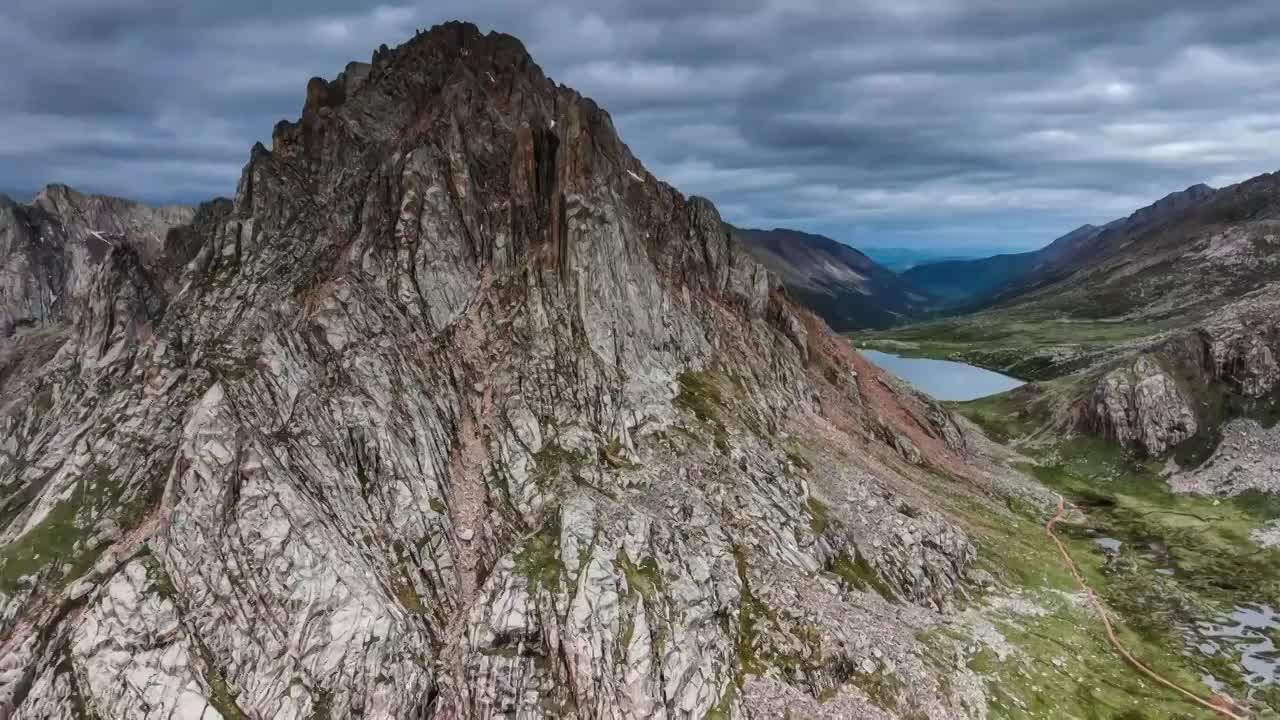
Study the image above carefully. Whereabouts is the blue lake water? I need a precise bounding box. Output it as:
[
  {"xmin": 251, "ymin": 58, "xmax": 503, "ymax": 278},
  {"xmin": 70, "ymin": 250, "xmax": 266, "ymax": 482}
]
[{"xmin": 859, "ymin": 349, "xmax": 1025, "ymax": 402}]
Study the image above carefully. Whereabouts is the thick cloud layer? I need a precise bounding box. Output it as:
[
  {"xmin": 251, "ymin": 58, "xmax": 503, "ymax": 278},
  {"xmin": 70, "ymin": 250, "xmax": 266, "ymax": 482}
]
[{"xmin": 4, "ymin": 0, "xmax": 1280, "ymax": 248}]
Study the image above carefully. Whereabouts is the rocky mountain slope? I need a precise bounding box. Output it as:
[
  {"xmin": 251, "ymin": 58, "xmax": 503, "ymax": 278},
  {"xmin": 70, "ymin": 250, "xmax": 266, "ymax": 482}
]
[
  {"xmin": 983, "ymin": 177, "xmax": 1280, "ymax": 458},
  {"xmin": 0, "ymin": 22, "xmax": 1076, "ymax": 720},
  {"xmin": 983, "ymin": 182, "xmax": 1224, "ymax": 317},
  {"xmin": 732, "ymin": 227, "xmax": 935, "ymax": 330},
  {"xmin": 1078, "ymin": 282, "xmax": 1280, "ymax": 458},
  {"xmin": 0, "ymin": 185, "xmax": 195, "ymax": 337},
  {"xmin": 898, "ymin": 224, "xmax": 1099, "ymax": 307},
  {"xmin": 900, "ymin": 184, "xmax": 1218, "ymax": 310}
]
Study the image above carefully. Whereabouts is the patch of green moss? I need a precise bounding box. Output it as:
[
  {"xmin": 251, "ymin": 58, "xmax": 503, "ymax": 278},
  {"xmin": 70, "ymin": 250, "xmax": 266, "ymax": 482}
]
[
  {"xmin": 601, "ymin": 437, "xmax": 638, "ymax": 470},
  {"xmin": 850, "ymin": 668, "xmax": 905, "ymax": 711},
  {"xmin": 392, "ymin": 570, "xmax": 424, "ymax": 614},
  {"xmin": 702, "ymin": 677, "xmax": 738, "ymax": 720},
  {"xmin": 205, "ymin": 680, "xmax": 246, "ymax": 720},
  {"xmin": 829, "ymin": 549, "xmax": 899, "ymax": 603},
  {"xmin": 32, "ymin": 386, "xmax": 55, "ymax": 415},
  {"xmin": 0, "ymin": 462, "xmax": 136, "ymax": 592},
  {"xmin": 514, "ymin": 515, "xmax": 564, "ymax": 593},
  {"xmin": 531, "ymin": 443, "xmax": 587, "ymax": 486},
  {"xmin": 730, "ymin": 545, "xmax": 784, "ymax": 681},
  {"xmin": 676, "ymin": 371, "xmax": 724, "ymax": 423},
  {"xmin": 806, "ymin": 496, "xmax": 831, "ymax": 535},
  {"xmin": 784, "ymin": 447, "xmax": 812, "ymax": 472},
  {"xmin": 142, "ymin": 553, "xmax": 178, "ymax": 599},
  {"xmin": 676, "ymin": 371, "xmax": 732, "ymax": 453},
  {"xmin": 617, "ymin": 549, "xmax": 665, "ymax": 600},
  {"xmin": 0, "ymin": 498, "xmax": 84, "ymax": 589},
  {"xmin": 207, "ymin": 337, "xmax": 262, "ymax": 383},
  {"xmin": 616, "ymin": 549, "xmax": 669, "ymax": 656},
  {"xmin": 192, "ymin": 642, "xmax": 249, "ymax": 720}
]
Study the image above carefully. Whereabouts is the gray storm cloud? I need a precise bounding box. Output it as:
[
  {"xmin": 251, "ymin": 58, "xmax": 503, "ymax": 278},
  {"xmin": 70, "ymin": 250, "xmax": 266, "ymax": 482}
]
[{"xmin": 4, "ymin": 0, "xmax": 1280, "ymax": 248}]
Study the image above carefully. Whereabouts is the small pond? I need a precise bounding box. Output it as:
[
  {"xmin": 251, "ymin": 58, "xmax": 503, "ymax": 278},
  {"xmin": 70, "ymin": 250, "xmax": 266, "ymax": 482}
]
[
  {"xmin": 1192, "ymin": 603, "xmax": 1280, "ymax": 691},
  {"xmin": 1081, "ymin": 528, "xmax": 1280, "ymax": 694},
  {"xmin": 859, "ymin": 349, "xmax": 1025, "ymax": 402}
]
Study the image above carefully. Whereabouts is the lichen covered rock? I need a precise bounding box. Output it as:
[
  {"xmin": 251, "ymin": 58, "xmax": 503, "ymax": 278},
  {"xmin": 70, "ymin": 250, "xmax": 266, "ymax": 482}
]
[{"xmin": 1087, "ymin": 355, "xmax": 1198, "ymax": 455}]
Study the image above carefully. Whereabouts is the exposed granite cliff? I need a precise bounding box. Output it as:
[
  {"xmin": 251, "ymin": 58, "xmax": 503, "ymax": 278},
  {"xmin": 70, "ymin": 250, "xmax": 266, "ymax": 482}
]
[
  {"xmin": 0, "ymin": 23, "xmax": 1018, "ymax": 720},
  {"xmin": 1086, "ymin": 355, "xmax": 1198, "ymax": 455},
  {"xmin": 1080, "ymin": 284, "xmax": 1280, "ymax": 456},
  {"xmin": 1198, "ymin": 284, "xmax": 1280, "ymax": 399}
]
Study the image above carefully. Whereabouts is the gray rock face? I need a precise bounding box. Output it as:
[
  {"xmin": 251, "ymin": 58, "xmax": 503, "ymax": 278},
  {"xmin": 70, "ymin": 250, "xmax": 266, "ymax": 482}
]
[
  {"xmin": 1071, "ymin": 285, "xmax": 1280, "ymax": 456},
  {"xmin": 1199, "ymin": 284, "xmax": 1280, "ymax": 398},
  {"xmin": 1087, "ymin": 355, "xmax": 1198, "ymax": 455},
  {"xmin": 0, "ymin": 23, "xmax": 991, "ymax": 720},
  {"xmin": 0, "ymin": 185, "xmax": 194, "ymax": 338},
  {"xmin": 1170, "ymin": 419, "xmax": 1280, "ymax": 496}
]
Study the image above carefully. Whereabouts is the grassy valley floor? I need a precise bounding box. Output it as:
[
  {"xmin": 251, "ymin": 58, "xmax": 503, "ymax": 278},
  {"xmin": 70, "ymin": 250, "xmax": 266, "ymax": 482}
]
[
  {"xmin": 855, "ymin": 308, "xmax": 1186, "ymax": 381},
  {"xmin": 941, "ymin": 392, "xmax": 1280, "ymax": 718}
]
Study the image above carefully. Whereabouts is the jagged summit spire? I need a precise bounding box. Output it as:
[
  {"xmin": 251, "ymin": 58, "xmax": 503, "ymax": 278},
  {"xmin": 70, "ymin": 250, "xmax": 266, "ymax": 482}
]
[
  {"xmin": 283, "ymin": 20, "xmax": 549, "ymax": 138},
  {"xmin": 0, "ymin": 24, "xmax": 988, "ymax": 720},
  {"xmin": 242, "ymin": 21, "xmax": 776, "ymax": 325}
]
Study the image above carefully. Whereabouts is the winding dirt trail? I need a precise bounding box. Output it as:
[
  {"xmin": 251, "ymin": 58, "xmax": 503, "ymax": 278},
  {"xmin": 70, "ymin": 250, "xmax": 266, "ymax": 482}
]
[{"xmin": 1045, "ymin": 494, "xmax": 1248, "ymax": 719}]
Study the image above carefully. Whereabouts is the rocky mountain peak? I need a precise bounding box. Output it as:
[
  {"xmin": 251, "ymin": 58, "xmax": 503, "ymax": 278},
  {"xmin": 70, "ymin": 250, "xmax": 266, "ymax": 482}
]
[
  {"xmin": 242, "ymin": 20, "xmax": 780, "ymax": 341},
  {"xmin": 0, "ymin": 24, "xmax": 997, "ymax": 720},
  {"xmin": 1123, "ymin": 182, "xmax": 1217, "ymax": 228}
]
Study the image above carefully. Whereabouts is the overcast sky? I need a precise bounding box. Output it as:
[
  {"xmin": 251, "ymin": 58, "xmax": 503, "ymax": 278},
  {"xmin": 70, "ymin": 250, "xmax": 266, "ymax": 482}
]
[{"xmin": 4, "ymin": 1, "xmax": 1280, "ymax": 249}]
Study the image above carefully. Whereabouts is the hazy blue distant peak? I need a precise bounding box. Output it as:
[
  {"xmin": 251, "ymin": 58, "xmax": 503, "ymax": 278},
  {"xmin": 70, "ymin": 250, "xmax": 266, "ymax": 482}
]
[{"xmin": 861, "ymin": 246, "xmax": 1023, "ymax": 272}]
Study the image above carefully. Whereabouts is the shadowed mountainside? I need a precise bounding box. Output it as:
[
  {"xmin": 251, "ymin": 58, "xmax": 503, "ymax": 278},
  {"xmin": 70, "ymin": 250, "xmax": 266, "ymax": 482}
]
[{"xmin": 733, "ymin": 225, "xmax": 937, "ymax": 330}]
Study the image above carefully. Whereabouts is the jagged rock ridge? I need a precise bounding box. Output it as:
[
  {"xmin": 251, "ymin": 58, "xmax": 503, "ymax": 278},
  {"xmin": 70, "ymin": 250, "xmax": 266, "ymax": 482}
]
[
  {"xmin": 0, "ymin": 23, "xmax": 1003, "ymax": 719},
  {"xmin": 0, "ymin": 185, "xmax": 195, "ymax": 337}
]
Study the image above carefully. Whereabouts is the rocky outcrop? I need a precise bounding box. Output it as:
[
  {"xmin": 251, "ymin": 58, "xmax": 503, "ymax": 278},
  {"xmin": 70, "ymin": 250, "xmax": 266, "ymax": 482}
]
[
  {"xmin": 0, "ymin": 186, "xmax": 194, "ymax": 337},
  {"xmin": 1171, "ymin": 419, "xmax": 1280, "ymax": 496},
  {"xmin": 1066, "ymin": 285, "xmax": 1280, "ymax": 456},
  {"xmin": 1086, "ymin": 355, "xmax": 1198, "ymax": 455},
  {"xmin": 0, "ymin": 23, "xmax": 993, "ymax": 720},
  {"xmin": 1199, "ymin": 285, "xmax": 1280, "ymax": 398}
]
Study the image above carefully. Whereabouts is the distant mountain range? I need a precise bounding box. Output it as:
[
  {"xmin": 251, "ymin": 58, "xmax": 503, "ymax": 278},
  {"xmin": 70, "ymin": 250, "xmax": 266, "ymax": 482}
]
[
  {"xmin": 859, "ymin": 246, "xmax": 1009, "ymax": 272},
  {"xmin": 735, "ymin": 183, "xmax": 1226, "ymax": 331},
  {"xmin": 730, "ymin": 226, "xmax": 936, "ymax": 330},
  {"xmin": 897, "ymin": 223, "xmax": 1098, "ymax": 307},
  {"xmin": 865, "ymin": 172, "xmax": 1280, "ymax": 460},
  {"xmin": 913, "ymin": 183, "xmax": 1218, "ymax": 310},
  {"xmin": 978, "ymin": 179, "xmax": 1280, "ymax": 323}
]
